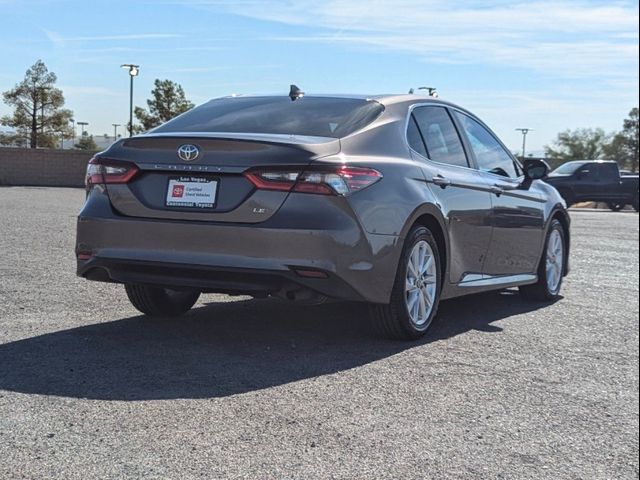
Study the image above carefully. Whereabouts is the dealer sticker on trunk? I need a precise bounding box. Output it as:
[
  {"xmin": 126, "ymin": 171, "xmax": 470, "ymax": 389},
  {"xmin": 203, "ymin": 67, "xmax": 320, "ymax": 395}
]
[{"xmin": 165, "ymin": 176, "xmax": 218, "ymax": 208}]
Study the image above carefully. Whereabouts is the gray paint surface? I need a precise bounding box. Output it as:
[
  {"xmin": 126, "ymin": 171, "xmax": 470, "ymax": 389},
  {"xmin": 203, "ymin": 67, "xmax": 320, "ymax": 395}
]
[{"xmin": 75, "ymin": 94, "xmax": 569, "ymax": 303}]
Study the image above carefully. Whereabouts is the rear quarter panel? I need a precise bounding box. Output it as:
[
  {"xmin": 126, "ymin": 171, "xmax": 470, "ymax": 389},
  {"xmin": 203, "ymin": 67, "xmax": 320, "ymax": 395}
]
[
  {"xmin": 337, "ymin": 101, "xmax": 436, "ymax": 237},
  {"xmin": 621, "ymin": 175, "xmax": 639, "ymax": 195}
]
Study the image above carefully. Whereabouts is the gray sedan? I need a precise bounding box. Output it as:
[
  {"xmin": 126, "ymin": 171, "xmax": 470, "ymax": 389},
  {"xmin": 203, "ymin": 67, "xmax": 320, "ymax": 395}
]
[{"xmin": 76, "ymin": 92, "xmax": 570, "ymax": 339}]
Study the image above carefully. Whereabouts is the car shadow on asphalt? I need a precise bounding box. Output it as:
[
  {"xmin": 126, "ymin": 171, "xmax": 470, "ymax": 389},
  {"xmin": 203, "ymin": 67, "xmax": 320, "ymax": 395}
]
[{"xmin": 0, "ymin": 290, "xmax": 558, "ymax": 400}]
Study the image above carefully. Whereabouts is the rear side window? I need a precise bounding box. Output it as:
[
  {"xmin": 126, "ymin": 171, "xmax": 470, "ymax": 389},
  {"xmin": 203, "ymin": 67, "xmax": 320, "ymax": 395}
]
[
  {"xmin": 453, "ymin": 111, "xmax": 519, "ymax": 178},
  {"xmin": 598, "ymin": 163, "xmax": 619, "ymax": 180},
  {"xmin": 407, "ymin": 115, "xmax": 428, "ymax": 157},
  {"xmin": 411, "ymin": 107, "xmax": 468, "ymax": 167},
  {"xmin": 152, "ymin": 96, "xmax": 384, "ymax": 138}
]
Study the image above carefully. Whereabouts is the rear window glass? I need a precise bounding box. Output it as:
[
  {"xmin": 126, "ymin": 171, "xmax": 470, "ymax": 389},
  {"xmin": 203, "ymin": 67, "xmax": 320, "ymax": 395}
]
[{"xmin": 152, "ymin": 96, "xmax": 384, "ymax": 138}]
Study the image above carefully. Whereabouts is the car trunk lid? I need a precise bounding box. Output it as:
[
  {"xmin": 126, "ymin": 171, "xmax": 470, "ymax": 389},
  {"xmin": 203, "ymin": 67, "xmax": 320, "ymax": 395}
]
[{"xmin": 99, "ymin": 133, "xmax": 340, "ymax": 223}]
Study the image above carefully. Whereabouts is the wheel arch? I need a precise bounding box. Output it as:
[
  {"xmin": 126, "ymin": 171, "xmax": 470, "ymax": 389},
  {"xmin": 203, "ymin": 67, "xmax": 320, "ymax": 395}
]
[
  {"xmin": 547, "ymin": 207, "xmax": 571, "ymax": 276},
  {"xmin": 398, "ymin": 204, "xmax": 449, "ymax": 288}
]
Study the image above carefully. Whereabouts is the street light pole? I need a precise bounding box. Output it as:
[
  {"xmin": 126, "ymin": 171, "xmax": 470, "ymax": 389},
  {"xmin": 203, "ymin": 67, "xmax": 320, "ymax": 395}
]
[
  {"xmin": 112, "ymin": 123, "xmax": 121, "ymax": 142},
  {"xmin": 121, "ymin": 64, "xmax": 140, "ymax": 137},
  {"xmin": 515, "ymin": 128, "xmax": 532, "ymax": 160},
  {"xmin": 70, "ymin": 118, "xmax": 75, "ymax": 145},
  {"xmin": 129, "ymin": 74, "xmax": 133, "ymax": 135}
]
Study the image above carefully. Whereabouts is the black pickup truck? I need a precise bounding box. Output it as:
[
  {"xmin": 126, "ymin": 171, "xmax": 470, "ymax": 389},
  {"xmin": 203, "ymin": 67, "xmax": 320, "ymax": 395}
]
[{"xmin": 546, "ymin": 160, "xmax": 639, "ymax": 211}]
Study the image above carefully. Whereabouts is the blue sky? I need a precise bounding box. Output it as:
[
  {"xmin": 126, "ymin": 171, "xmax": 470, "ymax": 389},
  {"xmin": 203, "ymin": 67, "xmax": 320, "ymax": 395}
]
[{"xmin": 0, "ymin": 0, "xmax": 638, "ymax": 153}]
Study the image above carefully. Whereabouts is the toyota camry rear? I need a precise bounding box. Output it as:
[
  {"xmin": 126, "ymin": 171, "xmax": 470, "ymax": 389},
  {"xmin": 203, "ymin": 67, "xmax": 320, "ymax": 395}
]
[{"xmin": 76, "ymin": 96, "xmax": 396, "ymax": 312}]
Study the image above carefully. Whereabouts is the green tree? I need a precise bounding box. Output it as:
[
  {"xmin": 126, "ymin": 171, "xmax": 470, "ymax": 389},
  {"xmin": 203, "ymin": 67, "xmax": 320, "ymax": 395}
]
[
  {"xmin": 1, "ymin": 60, "xmax": 74, "ymax": 148},
  {"xmin": 0, "ymin": 131, "xmax": 28, "ymax": 147},
  {"xmin": 74, "ymin": 134, "xmax": 98, "ymax": 150},
  {"xmin": 622, "ymin": 108, "xmax": 638, "ymax": 172},
  {"xmin": 544, "ymin": 128, "xmax": 610, "ymax": 165},
  {"xmin": 600, "ymin": 108, "xmax": 639, "ymax": 172},
  {"xmin": 134, "ymin": 79, "xmax": 194, "ymax": 132},
  {"xmin": 602, "ymin": 133, "xmax": 630, "ymax": 170}
]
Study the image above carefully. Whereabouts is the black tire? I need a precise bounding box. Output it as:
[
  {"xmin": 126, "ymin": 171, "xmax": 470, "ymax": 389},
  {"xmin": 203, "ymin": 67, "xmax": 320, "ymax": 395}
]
[
  {"xmin": 370, "ymin": 226, "xmax": 442, "ymax": 340},
  {"xmin": 608, "ymin": 202, "xmax": 624, "ymax": 212},
  {"xmin": 519, "ymin": 219, "xmax": 565, "ymax": 301},
  {"xmin": 124, "ymin": 284, "xmax": 200, "ymax": 317},
  {"xmin": 633, "ymin": 193, "xmax": 639, "ymax": 212}
]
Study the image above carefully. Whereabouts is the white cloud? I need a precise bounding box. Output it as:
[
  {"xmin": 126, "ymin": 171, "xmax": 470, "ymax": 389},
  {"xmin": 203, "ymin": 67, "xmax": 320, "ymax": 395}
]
[
  {"xmin": 188, "ymin": 0, "xmax": 638, "ymax": 80},
  {"xmin": 44, "ymin": 30, "xmax": 184, "ymax": 46}
]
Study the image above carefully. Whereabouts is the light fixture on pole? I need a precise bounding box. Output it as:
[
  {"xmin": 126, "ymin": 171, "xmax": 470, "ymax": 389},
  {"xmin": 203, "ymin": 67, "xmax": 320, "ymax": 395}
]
[
  {"xmin": 112, "ymin": 123, "xmax": 121, "ymax": 142},
  {"xmin": 515, "ymin": 128, "xmax": 532, "ymax": 160},
  {"xmin": 120, "ymin": 64, "xmax": 140, "ymax": 137},
  {"xmin": 77, "ymin": 121, "xmax": 89, "ymax": 136}
]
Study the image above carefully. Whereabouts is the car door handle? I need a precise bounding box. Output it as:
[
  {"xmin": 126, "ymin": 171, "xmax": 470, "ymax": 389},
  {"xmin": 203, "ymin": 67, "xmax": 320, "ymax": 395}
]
[
  {"xmin": 495, "ymin": 182, "xmax": 519, "ymax": 191},
  {"xmin": 490, "ymin": 185, "xmax": 503, "ymax": 196},
  {"xmin": 432, "ymin": 176, "xmax": 452, "ymax": 188}
]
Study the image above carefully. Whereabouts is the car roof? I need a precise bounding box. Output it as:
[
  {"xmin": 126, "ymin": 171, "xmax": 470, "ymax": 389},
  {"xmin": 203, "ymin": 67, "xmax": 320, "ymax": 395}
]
[
  {"xmin": 219, "ymin": 93, "xmax": 459, "ymax": 108},
  {"xmin": 216, "ymin": 93, "xmax": 472, "ymax": 121},
  {"xmin": 565, "ymin": 159, "xmax": 617, "ymax": 164}
]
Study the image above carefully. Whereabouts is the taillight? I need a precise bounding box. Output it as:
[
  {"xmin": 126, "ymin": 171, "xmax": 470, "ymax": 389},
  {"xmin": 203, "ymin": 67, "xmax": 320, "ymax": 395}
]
[
  {"xmin": 86, "ymin": 157, "xmax": 139, "ymax": 187},
  {"xmin": 244, "ymin": 166, "xmax": 382, "ymax": 196}
]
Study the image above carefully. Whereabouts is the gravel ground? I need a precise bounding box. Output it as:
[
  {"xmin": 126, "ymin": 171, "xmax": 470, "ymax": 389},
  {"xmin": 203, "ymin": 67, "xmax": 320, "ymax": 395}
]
[{"xmin": 0, "ymin": 186, "xmax": 638, "ymax": 479}]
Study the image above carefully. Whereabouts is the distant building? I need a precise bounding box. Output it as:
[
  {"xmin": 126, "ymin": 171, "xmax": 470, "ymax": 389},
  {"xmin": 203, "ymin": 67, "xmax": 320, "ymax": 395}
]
[{"xmin": 60, "ymin": 134, "xmax": 122, "ymax": 150}]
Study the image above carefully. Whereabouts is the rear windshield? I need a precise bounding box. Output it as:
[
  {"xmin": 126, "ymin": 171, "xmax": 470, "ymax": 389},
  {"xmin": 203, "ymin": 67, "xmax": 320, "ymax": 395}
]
[{"xmin": 152, "ymin": 96, "xmax": 384, "ymax": 138}]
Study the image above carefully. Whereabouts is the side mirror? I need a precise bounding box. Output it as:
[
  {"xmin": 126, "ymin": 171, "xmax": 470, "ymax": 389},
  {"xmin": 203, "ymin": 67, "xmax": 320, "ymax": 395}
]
[{"xmin": 523, "ymin": 158, "xmax": 549, "ymax": 180}]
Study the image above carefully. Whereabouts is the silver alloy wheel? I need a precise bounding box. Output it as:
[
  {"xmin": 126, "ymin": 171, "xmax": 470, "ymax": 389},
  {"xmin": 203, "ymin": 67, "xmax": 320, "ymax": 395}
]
[
  {"xmin": 405, "ymin": 240, "xmax": 437, "ymax": 327},
  {"xmin": 546, "ymin": 229, "xmax": 564, "ymax": 293}
]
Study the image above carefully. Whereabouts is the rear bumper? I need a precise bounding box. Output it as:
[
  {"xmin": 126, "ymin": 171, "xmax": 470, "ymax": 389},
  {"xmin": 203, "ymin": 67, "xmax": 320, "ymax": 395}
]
[
  {"xmin": 78, "ymin": 257, "xmax": 365, "ymax": 301},
  {"xmin": 75, "ymin": 189, "xmax": 402, "ymax": 303}
]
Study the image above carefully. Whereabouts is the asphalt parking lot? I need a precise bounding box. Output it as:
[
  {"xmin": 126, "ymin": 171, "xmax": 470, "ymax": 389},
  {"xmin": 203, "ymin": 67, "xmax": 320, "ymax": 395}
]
[{"xmin": 0, "ymin": 187, "xmax": 638, "ymax": 479}]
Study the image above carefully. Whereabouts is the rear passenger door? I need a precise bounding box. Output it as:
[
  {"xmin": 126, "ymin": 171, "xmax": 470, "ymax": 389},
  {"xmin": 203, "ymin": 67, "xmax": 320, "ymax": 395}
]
[
  {"xmin": 408, "ymin": 105, "xmax": 493, "ymax": 284},
  {"xmin": 597, "ymin": 162, "xmax": 623, "ymax": 200},
  {"xmin": 452, "ymin": 110, "xmax": 545, "ymax": 276}
]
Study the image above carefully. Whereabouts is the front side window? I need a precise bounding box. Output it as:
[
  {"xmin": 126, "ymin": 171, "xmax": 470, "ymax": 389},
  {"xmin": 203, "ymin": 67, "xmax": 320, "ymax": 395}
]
[
  {"xmin": 454, "ymin": 112, "xmax": 519, "ymax": 178},
  {"xmin": 411, "ymin": 107, "xmax": 468, "ymax": 167}
]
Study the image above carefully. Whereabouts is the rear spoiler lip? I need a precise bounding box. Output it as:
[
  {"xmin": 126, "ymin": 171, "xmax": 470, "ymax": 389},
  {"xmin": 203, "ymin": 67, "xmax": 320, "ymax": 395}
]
[{"xmin": 135, "ymin": 131, "xmax": 338, "ymax": 147}]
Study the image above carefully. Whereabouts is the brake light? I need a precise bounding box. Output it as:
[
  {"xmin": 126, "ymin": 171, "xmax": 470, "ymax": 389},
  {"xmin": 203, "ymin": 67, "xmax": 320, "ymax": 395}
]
[
  {"xmin": 77, "ymin": 251, "xmax": 93, "ymax": 261},
  {"xmin": 86, "ymin": 157, "xmax": 139, "ymax": 187},
  {"xmin": 244, "ymin": 166, "xmax": 382, "ymax": 196}
]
